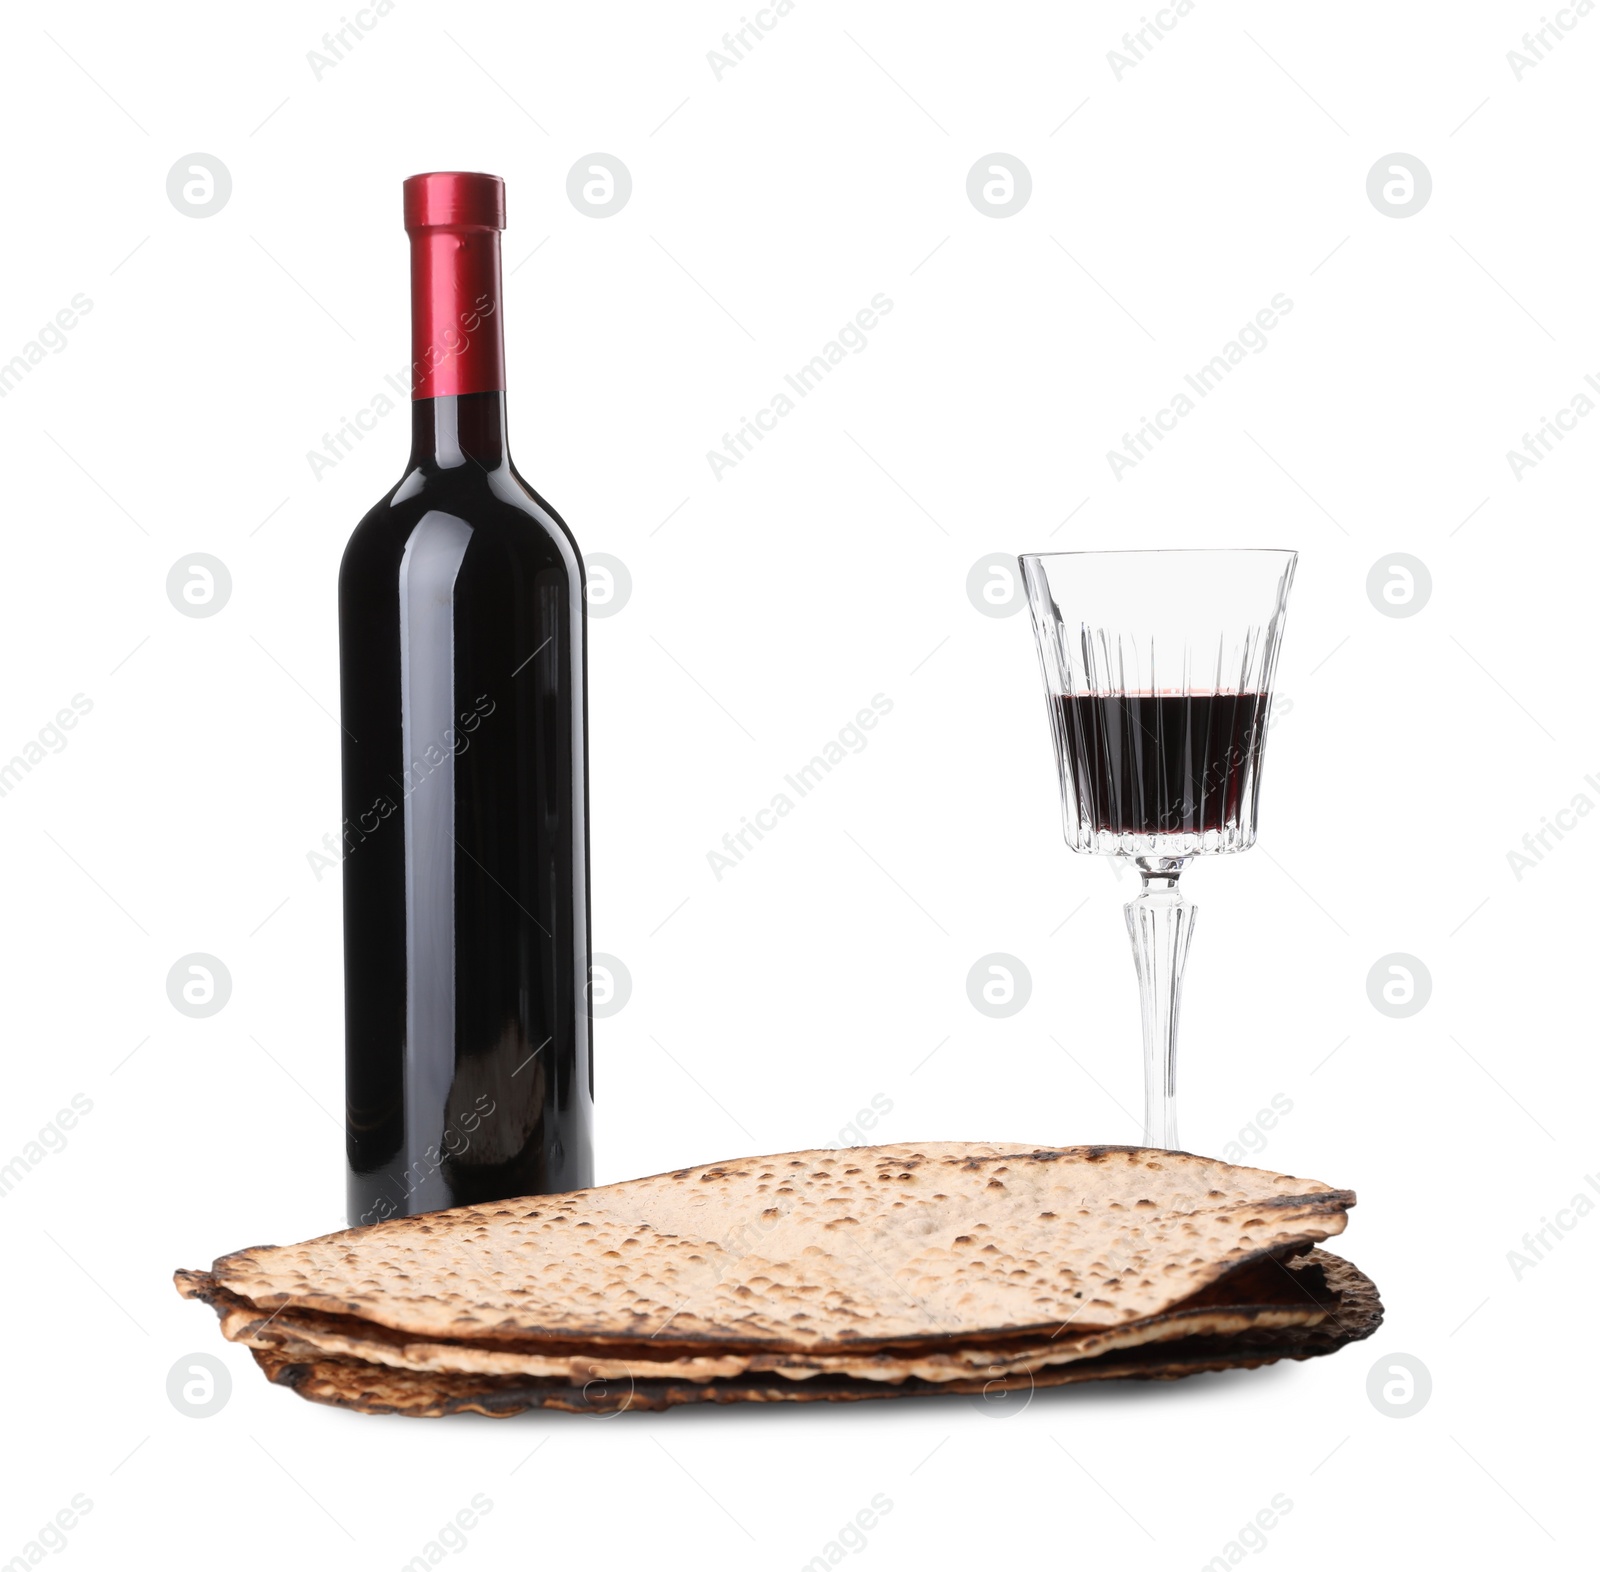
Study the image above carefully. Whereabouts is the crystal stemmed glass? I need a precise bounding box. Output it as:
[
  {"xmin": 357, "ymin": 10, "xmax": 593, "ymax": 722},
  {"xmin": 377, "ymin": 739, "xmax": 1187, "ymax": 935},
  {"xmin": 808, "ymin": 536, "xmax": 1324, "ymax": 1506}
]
[{"xmin": 1020, "ymin": 549, "xmax": 1297, "ymax": 1151}]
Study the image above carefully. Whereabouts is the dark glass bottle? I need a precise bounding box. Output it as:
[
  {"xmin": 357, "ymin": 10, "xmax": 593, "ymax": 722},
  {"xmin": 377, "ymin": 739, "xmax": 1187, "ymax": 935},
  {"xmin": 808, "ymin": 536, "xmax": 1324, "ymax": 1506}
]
[{"xmin": 340, "ymin": 172, "xmax": 593, "ymax": 1225}]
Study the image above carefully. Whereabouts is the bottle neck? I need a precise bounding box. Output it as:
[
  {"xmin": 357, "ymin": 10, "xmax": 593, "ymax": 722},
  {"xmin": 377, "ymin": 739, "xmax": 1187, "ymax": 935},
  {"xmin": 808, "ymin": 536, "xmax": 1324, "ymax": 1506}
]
[
  {"xmin": 406, "ymin": 223, "xmax": 508, "ymax": 471},
  {"xmin": 410, "ymin": 391, "xmax": 509, "ymax": 471},
  {"xmin": 407, "ymin": 220, "xmax": 505, "ymax": 402}
]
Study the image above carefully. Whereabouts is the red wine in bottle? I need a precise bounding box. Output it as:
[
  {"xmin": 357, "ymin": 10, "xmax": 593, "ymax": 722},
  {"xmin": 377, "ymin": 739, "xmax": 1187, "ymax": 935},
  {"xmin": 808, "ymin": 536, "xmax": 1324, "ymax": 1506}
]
[{"xmin": 341, "ymin": 172, "xmax": 593, "ymax": 1224}]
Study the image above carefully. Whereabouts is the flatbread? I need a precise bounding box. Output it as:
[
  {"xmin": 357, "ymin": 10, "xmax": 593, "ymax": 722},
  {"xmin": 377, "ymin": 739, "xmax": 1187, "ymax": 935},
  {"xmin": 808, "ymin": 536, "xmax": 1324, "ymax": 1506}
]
[
  {"xmin": 242, "ymin": 1249, "xmax": 1381, "ymax": 1417},
  {"xmin": 181, "ymin": 1243, "xmax": 1338, "ymax": 1384},
  {"xmin": 180, "ymin": 1144, "xmax": 1353, "ymax": 1352},
  {"xmin": 176, "ymin": 1143, "xmax": 1375, "ymax": 1417}
]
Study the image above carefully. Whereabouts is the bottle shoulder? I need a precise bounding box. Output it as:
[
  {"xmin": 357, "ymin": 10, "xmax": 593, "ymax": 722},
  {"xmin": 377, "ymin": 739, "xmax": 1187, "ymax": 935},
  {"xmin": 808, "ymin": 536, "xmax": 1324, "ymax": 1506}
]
[{"xmin": 342, "ymin": 463, "xmax": 583, "ymax": 586}]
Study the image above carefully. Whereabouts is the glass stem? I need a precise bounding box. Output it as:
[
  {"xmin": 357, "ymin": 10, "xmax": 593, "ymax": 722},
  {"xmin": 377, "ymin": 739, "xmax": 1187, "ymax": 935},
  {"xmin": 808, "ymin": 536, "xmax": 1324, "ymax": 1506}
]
[{"xmin": 1123, "ymin": 857, "xmax": 1197, "ymax": 1151}]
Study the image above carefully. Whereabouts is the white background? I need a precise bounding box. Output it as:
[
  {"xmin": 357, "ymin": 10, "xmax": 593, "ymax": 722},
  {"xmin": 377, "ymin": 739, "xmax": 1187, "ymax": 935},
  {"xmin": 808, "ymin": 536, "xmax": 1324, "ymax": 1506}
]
[{"xmin": 2, "ymin": 2, "xmax": 1595, "ymax": 1567}]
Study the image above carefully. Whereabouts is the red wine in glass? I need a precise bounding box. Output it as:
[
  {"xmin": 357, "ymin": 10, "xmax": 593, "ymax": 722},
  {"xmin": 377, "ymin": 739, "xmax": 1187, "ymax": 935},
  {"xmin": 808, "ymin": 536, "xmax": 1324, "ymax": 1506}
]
[{"xmin": 1054, "ymin": 691, "xmax": 1271, "ymax": 840}]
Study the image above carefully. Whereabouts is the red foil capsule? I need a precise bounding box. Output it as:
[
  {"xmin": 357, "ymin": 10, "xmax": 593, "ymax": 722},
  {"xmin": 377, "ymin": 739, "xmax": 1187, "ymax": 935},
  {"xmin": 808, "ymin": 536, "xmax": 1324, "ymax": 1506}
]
[{"xmin": 402, "ymin": 171, "xmax": 506, "ymax": 401}]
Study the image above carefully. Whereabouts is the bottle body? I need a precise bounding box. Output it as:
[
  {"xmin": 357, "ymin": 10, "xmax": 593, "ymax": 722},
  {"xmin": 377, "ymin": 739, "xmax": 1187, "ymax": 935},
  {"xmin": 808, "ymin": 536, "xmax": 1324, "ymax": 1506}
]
[
  {"xmin": 341, "ymin": 400, "xmax": 593, "ymax": 1223},
  {"xmin": 342, "ymin": 174, "xmax": 592, "ymax": 1225}
]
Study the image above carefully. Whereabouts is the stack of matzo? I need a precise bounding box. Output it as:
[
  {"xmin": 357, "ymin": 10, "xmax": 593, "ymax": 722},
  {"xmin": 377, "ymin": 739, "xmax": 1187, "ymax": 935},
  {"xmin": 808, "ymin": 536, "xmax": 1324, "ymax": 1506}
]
[{"xmin": 176, "ymin": 1143, "xmax": 1381, "ymax": 1416}]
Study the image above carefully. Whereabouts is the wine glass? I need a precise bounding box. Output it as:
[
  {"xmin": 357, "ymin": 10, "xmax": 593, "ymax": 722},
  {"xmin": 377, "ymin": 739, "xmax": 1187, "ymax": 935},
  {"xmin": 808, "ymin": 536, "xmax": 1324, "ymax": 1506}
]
[{"xmin": 1019, "ymin": 549, "xmax": 1297, "ymax": 1151}]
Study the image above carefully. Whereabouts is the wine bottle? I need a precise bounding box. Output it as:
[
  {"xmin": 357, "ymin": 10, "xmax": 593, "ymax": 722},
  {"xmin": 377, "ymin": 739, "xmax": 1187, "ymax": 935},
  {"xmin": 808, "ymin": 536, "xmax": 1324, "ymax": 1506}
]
[{"xmin": 340, "ymin": 171, "xmax": 593, "ymax": 1225}]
